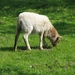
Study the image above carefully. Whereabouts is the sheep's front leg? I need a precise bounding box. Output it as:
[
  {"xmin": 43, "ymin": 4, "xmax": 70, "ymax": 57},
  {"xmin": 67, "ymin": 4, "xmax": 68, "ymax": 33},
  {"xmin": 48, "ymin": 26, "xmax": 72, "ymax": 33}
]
[
  {"xmin": 39, "ymin": 32, "xmax": 44, "ymax": 50},
  {"xmin": 23, "ymin": 33, "xmax": 31, "ymax": 50},
  {"xmin": 43, "ymin": 36, "xmax": 48, "ymax": 48}
]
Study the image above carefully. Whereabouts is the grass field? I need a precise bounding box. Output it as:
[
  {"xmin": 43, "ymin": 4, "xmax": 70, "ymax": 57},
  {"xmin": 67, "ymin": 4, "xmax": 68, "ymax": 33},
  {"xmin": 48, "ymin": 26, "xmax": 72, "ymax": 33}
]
[{"xmin": 0, "ymin": 0, "xmax": 75, "ymax": 75}]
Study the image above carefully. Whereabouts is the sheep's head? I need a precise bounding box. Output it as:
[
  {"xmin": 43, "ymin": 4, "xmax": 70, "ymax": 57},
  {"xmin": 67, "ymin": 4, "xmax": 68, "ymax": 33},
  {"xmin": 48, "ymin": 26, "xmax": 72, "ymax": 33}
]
[
  {"xmin": 44, "ymin": 26, "xmax": 61, "ymax": 47},
  {"xmin": 49, "ymin": 35, "xmax": 61, "ymax": 46}
]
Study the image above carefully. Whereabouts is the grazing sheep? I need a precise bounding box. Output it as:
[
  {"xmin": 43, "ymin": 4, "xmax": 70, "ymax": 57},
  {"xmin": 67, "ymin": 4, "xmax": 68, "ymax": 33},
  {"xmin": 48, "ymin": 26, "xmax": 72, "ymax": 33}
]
[{"xmin": 14, "ymin": 12, "xmax": 61, "ymax": 51}]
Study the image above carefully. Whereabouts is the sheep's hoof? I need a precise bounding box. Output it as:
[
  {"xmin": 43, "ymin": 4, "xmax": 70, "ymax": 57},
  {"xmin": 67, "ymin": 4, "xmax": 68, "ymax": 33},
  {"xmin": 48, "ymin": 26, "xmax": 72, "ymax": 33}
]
[
  {"xmin": 15, "ymin": 49, "xmax": 17, "ymax": 51},
  {"xmin": 14, "ymin": 46, "xmax": 17, "ymax": 51},
  {"xmin": 40, "ymin": 47, "xmax": 43, "ymax": 50},
  {"xmin": 27, "ymin": 48, "xmax": 31, "ymax": 50},
  {"xmin": 29, "ymin": 49, "xmax": 31, "ymax": 50}
]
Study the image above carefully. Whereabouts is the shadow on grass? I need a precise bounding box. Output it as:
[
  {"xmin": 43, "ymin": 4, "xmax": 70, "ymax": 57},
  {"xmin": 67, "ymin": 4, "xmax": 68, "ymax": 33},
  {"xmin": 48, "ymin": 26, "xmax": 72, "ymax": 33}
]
[
  {"xmin": 18, "ymin": 46, "xmax": 52, "ymax": 50},
  {"xmin": 0, "ymin": 0, "xmax": 75, "ymax": 9},
  {"xmin": 0, "ymin": 46, "xmax": 52, "ymax": 51},
  {"xmin": 0, "ymin": 47, "xmax": 14, "ymax": 51},
  {"xmin": 0, "ymin": 0, "xmax": 75, "ymax": 17}
]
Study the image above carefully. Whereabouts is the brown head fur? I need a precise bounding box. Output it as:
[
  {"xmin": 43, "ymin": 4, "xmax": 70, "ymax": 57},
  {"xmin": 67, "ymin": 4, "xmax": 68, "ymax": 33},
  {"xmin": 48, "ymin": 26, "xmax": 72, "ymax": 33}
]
[
  {"xmin": 49, "ymin": 26, "xmax": 61, "ymax": 46},
  {"xmin": 44, "ymin": 26, "xmax": 61, "ymax": 47}
]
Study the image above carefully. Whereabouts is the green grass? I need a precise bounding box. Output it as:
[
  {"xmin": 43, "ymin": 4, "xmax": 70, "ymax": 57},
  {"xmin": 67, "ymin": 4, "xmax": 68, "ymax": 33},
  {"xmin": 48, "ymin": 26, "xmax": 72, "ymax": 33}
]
[{"xmin": 0, "ymin": 0, "xmax": 75, "ymax": 75}]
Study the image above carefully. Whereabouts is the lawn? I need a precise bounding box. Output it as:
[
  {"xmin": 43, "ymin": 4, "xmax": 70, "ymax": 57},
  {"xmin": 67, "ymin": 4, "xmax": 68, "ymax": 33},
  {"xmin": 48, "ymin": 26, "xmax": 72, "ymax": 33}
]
[{"xmin": 0, "ymin": 0, "xmax": 75, "ymax": 75}]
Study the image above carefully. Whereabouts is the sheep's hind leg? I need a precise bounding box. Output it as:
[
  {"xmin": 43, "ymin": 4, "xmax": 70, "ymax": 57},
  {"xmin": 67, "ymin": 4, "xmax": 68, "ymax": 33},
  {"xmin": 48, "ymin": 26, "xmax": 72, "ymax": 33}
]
[
  {"xmin": 14, "ymin": 27, "xmax": 21, "ymax": 51},
  {"xmin": 23, "ymin": 33, "xmax": 31, "ymax": 50}
]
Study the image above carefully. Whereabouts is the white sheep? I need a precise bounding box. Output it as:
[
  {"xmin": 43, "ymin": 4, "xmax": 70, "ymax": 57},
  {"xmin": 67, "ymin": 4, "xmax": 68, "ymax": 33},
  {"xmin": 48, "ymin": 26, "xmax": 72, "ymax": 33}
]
[{"xmin": 14, "ymin": 12, "xmax": 61, "ymax": 51}]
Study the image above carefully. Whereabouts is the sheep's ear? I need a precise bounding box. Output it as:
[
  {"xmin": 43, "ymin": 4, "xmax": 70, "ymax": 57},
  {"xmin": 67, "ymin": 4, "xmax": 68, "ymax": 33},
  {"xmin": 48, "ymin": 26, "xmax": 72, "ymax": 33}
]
[
  {"xmin": 58, "ymin": 36, "xmax": 62, "ymax": 38},
  {"xmin": 57, "ymin": 36, "xmax": 62, "ymax": 40},
  {"xmin": 56, "ymin": 36, "xmax": 62, "ymax": 42}
]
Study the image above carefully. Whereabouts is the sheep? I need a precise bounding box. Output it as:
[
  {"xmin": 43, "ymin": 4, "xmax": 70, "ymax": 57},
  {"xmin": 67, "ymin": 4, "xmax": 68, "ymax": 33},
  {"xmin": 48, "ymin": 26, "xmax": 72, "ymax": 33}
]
[{"xmin": 14, "ymin": 12, "xmax": 61, "ymax": 51}]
